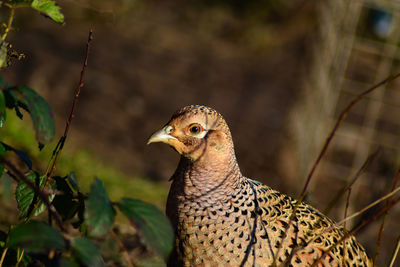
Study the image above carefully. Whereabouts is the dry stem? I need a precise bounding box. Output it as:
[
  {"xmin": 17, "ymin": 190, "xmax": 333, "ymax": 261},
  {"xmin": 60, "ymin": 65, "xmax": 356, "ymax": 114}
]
[{"xmin": 299, "ymin": 72, "xmax": 400, "ymax": 198}]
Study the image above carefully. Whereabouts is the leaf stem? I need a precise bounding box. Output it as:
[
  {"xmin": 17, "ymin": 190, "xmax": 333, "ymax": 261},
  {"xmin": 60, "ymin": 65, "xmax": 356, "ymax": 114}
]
[
  {"xmin": 0, "ymin": 247, "xmax": 8, "ymax": 267},
  {"xmin": 15, "ymin": 248, "xmax": 23, "ymax": 267},
  {"xmin": 389, "ymin": 237, "xmax": 400, "ymax": 267},
  {"xmin": 1, "ymin": 7, "xmax": 15, "ymax": 41}
]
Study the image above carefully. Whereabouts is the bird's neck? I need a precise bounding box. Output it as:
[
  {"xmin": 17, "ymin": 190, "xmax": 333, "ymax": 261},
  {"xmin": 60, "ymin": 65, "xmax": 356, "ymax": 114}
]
[{"xmin": 171, "ymin": 153, "xmax": 243, "ymax": 204}]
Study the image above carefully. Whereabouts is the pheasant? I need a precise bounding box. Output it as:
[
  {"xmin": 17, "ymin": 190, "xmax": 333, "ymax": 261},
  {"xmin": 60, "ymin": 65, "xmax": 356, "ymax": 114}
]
[{"xmin": 148, "ymin": 105, "xmax": 372, "ymax": 267}]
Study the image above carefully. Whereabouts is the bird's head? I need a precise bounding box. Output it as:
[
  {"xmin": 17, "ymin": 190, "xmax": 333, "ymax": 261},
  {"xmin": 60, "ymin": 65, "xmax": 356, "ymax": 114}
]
[{"xmin": 147, "ymin": 105, "xmax": 234, "ymax": 162}]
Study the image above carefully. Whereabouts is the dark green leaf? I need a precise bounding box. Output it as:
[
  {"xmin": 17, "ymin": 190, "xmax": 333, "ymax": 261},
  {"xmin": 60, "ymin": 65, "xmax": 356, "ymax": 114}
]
[
  {"xmin": 118, "ymin": 198, "xmax": 174, "ymax": 259},
  {"xmin": 85, "ymin": 178, "xmax": 115, "ymax": 237},
  {"xmin": 8, "ymin": 221, "xmax": 65, "ymax": 253},
  {"xmin": 2, "ymin": 89, "xmax": 28, "ymax": 120},
  {"xmin": 1, "ymin": 142, "xmax": 32, "ymax": 169},
  {"xmin": 0, "ymin": 76, "xmax": 10, "ymax": 88},
  {"xmin": 58, "ymin": 257, "xmax": 79, "ymax": 267},
  {"xmin": 67, "ymin": 171, "xmax": 80, "ymax": 191},
  {"xmin": 54, "ymin": 176, "xmax": 73, "ymax": 196},
  {"xmin": 70, "ymin": 237, "xmax": 104, "ymax": 267},
  {"xmin": 15, "ymin": 171, "xmax": 53, "ymax": 218},
  {"xmin": 9, "ymin": 0, "xmax": 33, "ymax": 4},
  {"xmin": 53, "ymin": 176, "xmax": 78, "ymax": 220},
  {"xmin": 0, "ymin": 230, "xmax": 6, "ymax": 248},
  {"xmin": 15, "ymin": 86, "xmax": 55, "ymax": 144},
  {"xmin": 31, "ymin": 0, "xmax": 64, "ymax": 23},
  {"xmin": 0, "ymin": 91, "xmax": 6, "ymax": 127}
]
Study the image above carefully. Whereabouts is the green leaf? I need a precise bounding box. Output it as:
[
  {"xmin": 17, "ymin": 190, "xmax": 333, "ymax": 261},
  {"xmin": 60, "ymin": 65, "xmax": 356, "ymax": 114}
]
[
  {"xmin": 15, "ymin": 86, "xmax": 55, "ymax": 144},
  {"xmin": 0, "ymin": 41, "xmax": 7, "ymax": 69},
  {"xmin": 70, "ymin": 237, "xmax": 104, "ymax": 267},
  {"xmin": 118, "ymin": 198, "xmax": 174, "ymax": 259},
  {"xmin": 15, "ymin": 171, "xmax": 53, "ymax": 218},
  {"xmin": 0, "ymin": 143, "xmax": 5, "ymax": 176},
  {"xmin": 0, "ymin": 91, "xmax": 6, "ymax": 127},
  {"xmin": 1, "ymin": 172, "xmax": 13, "ymax": 203},
  {"xmin": 31, "ymin": 0, "xmax": 64, "ymax": 23},
  {"xmin": 8, "ymin": 221, "xmax": 66, "ymax": 253},
  {"xmin": 85, "ymin": 178, "xmax": 115, "ymax": 237}
]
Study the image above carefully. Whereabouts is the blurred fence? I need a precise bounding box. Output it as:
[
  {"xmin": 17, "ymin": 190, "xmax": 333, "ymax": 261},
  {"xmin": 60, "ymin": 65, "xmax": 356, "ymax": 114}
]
[
  {"xmin": 295, "ymin": 0, "xmax": 400, "ymax": 192},
  {"xmin": 292, "ymin": 0, "xmax": 400, "ymax": 262}
]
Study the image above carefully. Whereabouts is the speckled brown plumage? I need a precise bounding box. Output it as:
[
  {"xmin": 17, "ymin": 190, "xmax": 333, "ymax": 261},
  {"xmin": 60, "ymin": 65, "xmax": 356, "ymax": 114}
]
[{"xmin": 148, "ymin": 105, "xmax": 372, "ymax": 267}]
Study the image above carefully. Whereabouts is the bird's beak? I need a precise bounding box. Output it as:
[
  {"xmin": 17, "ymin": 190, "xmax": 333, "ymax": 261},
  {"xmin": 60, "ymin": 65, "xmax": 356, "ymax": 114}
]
[{"xmin": 147, "ymin": 125, "xmax": 177, "ymax": 145}]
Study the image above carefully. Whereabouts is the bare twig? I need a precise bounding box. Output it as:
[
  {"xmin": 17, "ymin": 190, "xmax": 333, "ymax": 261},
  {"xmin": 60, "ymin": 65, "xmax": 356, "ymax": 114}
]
[
  {"xmin": 279, "ymin": 74, "xmax": 400, "ymax": 266},
  {"xmin": 272, "ymin": 73, "xmax": 400, "ymax": 266},
  {"xmin": 310, "ymin": 196, "xmax": 400, "ymax": 267},
  {"xmin": 1, "ymin": 158, "xmax": 66, "ymax": 233},
  {"xmin": 336, "ymin": 186, "xmax": 400, "ymax": 226},
  {"xmin": 299, "ymin": 72, "xmax": 400, "ymax": 198},
  {"xmin": 373, "ymin": 169, "xmax": 400, "ymax": 266},
  {"xmin": 324, "ymin": 149, "xmax": 380, "ymax": 215},
  {"xmin": 44, "ymin": 29, "xmax": 93, "ymax": 185}
]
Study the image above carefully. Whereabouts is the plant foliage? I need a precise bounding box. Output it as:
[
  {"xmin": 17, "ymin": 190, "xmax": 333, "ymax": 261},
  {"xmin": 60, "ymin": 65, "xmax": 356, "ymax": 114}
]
[
  {"xmin": 0, "ymin": 0, "xmax": 64, "ymax": 68},
  {"xmin": 0, "ymin": 3, "xmax": 174, "ymax": 266}
]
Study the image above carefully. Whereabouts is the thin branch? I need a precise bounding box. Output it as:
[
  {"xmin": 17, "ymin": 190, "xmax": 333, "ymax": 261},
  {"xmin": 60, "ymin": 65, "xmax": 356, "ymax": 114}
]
[
  {"xmin": 373, "ymin": 169, "xmax": 400, "ymax": 266},
  {"xmin": 28, "ymin": 29, "xmax": 93, "ymax": 220},
  {"xmin": 1, "ymin": 158, "xmax": 66, "ymax": 233},
  {"xmin": 44, "ymin": 29, "xmax": 93, "ymax": 185},
  {"xmin": 324, "ymin": 149, "xmax": 380, "ymax": 215},
  {"xmin": 342, "ymin": 187, "xmax": 351, "ymax": 267},
  {"xmin": 299, "ymin": 72, "xmax": 400, "ymax": 198},
  {"xmin": 279, "ymin": 130, "xmax": 379, "ymax": 265},
  {"xmin": 336, "ymin": 186, "xmax": 400, "ymax": 226}
]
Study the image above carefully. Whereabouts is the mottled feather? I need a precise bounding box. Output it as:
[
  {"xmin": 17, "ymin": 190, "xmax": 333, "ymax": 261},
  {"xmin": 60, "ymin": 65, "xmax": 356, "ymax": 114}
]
[{"xmin": 148, "ymin": 105, "xmax": 372, "ymax": 267}]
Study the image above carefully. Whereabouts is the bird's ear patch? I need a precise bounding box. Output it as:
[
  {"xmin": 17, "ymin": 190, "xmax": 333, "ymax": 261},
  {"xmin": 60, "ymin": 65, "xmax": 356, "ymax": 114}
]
[{"xmin": 206, "ymin": 130, "xmax": 225, "ymax": 151}]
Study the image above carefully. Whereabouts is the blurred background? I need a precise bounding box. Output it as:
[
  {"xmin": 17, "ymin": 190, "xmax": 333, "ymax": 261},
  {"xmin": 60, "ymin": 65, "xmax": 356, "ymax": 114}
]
[{"xmin": 1, "ymin": 0, "xmax": 400, "ymax": 265}]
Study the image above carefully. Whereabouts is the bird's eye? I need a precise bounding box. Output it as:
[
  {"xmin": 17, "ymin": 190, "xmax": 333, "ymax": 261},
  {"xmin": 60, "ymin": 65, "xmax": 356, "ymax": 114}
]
[{"xmin": 186, "ymin": 123, "xmax": 204, "ymax": 136}]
